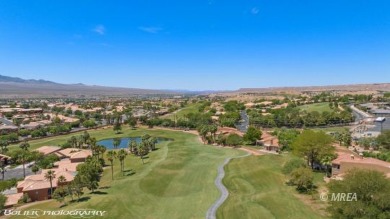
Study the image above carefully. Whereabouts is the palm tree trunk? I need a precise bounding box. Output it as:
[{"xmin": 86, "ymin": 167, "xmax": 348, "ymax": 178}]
[
  {"xmin": 50, "ymin": 180, "xmax": 53, "ymax": 198},
  {"xmin": 111, "ymin": 161, "xmax": 114, "ymax": 180},
  {"xmin": 23, "ymin": 162, "xmax": 26, "ymax": 178}
]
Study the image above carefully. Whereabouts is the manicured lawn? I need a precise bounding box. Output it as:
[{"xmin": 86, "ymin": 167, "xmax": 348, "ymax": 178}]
[
  {"xmin": 297, "ymin": 102, "xmax": 332, "ymax": 113},
  {"xmin": 217, "ymin": 154, "xmax": 329, "ymax": 219},
  {"xmin": 10, "ymin": 127, "xmax": 246, "ymax": 219},
  {"xmin": 161, "ymin": 103, "xmax": 202, "ymax": 120}
]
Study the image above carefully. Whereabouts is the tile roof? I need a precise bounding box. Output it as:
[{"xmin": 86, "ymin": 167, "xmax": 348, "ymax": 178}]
[
  {"xmin": 35, "ymin": 146, "xmax": 62, "ymax": 155},
  {"xmin": 5, "ymin": 193, "xmax": 23, "ymax": 207},
  {"xmin": 332, "ymin": 152, "xmax": 390, "ymax": 169}
]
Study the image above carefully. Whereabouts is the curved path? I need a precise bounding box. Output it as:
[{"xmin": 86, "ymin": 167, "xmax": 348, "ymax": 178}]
[{"xmin": 206, "ymin": 152, "xmax": 251, "ymax": 219}]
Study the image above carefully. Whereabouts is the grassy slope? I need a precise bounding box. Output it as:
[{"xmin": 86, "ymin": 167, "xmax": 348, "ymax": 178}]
[
  {"xmin": 10, "ymin": 127, "xmax": 245, "ymax": 219},
  {"xmin": 297, "ymin": 102, "xmax": 332, "ymax": 113},
  {"xmin": 217, "ymin": 155, "xmax": 328, "ymax": 219},
  {"xmin": 161, "ymin": 103, "xmax": 201, "ymax": 120}
]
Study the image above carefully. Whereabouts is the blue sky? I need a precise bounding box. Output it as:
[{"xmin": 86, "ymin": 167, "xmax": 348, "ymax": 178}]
[{"xmin": 0, "ymin": 0, "xmax": 389, "ymax": 90}]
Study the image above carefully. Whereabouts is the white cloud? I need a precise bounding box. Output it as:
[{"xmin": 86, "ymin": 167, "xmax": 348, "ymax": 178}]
[
  {"xmin": 251, "ymin": 7, "xmax": 259, "ymax": 15},
  {"xmin": 93, "ymin": 25, "xmax": 106, "ymax": 35},
  {"xmin": 138, "ymin": 26, "xmax": 163, "ymax": 34}
]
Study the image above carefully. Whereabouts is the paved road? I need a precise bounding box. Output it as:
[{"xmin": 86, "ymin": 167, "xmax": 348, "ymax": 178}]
[
  {"xmin": 235, "ymin": 110, "xmax": 249, "ymax": 133},
  {"xmin": 206, "ymin": 152, "xmax": 251, "ymax": 219},
  {"xmin": 3, "ymin": 162, "xmax": 34, "ymax": 180},
  {"xmin": 350, "ymin": 105, "xmax": 372, "ymax": 119},
  {"xmin": 350, "ymin": 105, "xmax": 390, "ymax": 132},
  {"xmin": 0, "ymin": 117, "xmax": 14, "ymax": 126}
]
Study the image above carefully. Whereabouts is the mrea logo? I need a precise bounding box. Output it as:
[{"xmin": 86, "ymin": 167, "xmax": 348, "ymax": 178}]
[{"xmin": 320, "ymin": 192, "xmax": 357, "ymax": 202}]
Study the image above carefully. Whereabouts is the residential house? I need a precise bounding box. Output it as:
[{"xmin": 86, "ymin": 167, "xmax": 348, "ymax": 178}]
[{"xmin": 332, "ymin": 152, "xmax": 390, "ymax": 178}]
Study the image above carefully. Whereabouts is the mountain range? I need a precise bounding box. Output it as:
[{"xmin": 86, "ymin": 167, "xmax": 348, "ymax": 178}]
[
  {"xmin": 1, "ymin": 74, "xmax": 390, "ymax": 98},
  {"xmin": 0, "ymin": 74, "xmax": 185, "ymax": 98}
]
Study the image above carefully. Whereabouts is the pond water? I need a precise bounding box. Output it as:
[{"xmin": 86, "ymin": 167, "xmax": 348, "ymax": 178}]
[{"xmin": 97, "ymin": 137, "xmax": 168, "ymax": 150}]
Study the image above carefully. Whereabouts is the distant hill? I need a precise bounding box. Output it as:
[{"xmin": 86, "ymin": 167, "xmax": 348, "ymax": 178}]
[
  {"xmin": 212, "ymin": 83, "xmax": 390, "ymax": 97},
  {"xmin": 0, "ymin": 74, "xmax": 182, "ymax": 98},
  {"xmin": 0, "ymin": 75, "xmax": 58, "ymax": 84}
]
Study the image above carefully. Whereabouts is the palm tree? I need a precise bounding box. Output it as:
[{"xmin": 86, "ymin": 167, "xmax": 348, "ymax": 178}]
[
  {"xmin": 19, "ymin": 141, "xmax": 30, "ymax": 178},
  {"xmin": 137, "ymin": 142, "xmax": 149, "ymax": 164},
  {"xmin": 45, "ymin": 170, "xmax": 56, "ymax": 198},
  {"xmin": 128, "ymin": 139, "xmax": 138, "ymax": 154},
  {"xmin": 69, "ymin": 136, "xmax": 78, "ymax": 147},
  {"xmin": 88, "ymin": 137, "xmax": 97, "ymax": 151},
  {"xmin": 149, "ymin": 137, "xmax": 158, "ymax": 151},
  {"xmin": 91, "ymin": 144, "xmax": 99, "ymax": 158},
  {"xmin": 82, "ymin": 131, "xmax": 90, "ymax": 145},
  {"xmin": 117, "ymin": 149, "xmax": 128, "ymax": 176},
  {"xmin": 0, "ymin": 140, "xmax": 9, "ymax": 154},
  {"xmin": 113, "ymin": 138, "xmax": 121, "ymax": 149},
  {"xmin": 106, "ymin": 151, "xmax": 117, "ymax": 180},
  {"xmin": 320, "ymin": 155, "xmax": 334, "ymax": 177},
  {"xmin": 57, "ymin": 175, "xmax": 67, "ymax": 187},
  {"xmin": 98, "ymin": 145, "xmax": 106, "ymax": 160},
  {"xmin": 77, "ymin": 135, "xmax": 84, "ymax": 148}
]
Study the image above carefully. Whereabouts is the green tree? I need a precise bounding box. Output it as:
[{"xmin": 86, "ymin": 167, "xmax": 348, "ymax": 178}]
[
  {"xmin": 377, "ymin": 130, "xmax": 390, "ymax": 150},
  {"xmin": 289, "ymin": 167, "xmax": 314, "ymax": 193},
  {"xmin": 127, "ymin": 117, "xmax": 137, "ymax": 129},
  {"xmin": 0, "ymin": 140, "xmax": 8, "ymax": 154},
  {"xmin": 276, "ymin": 128, "xmax": 300, "ymax": 151},
  {"xmin": 69, "ymin": 136, "xmax": 78, "ymax": 148},
  {"xmin": 0, "ymin": 194, "xmax": 7, "ymax": 211},
  {"xmin": 76, "ymin": 161, "xmax": 100, "ymax": 192},
  {"xmin": 327, "ymin": 169, "xmax": 390, "ymax": 219},
  {"xmin": 31, "ymin": 165, "xmax": 39, "ymax": 174},
  {"xmin": 113, "ymin": 122, "xmax": 122, "ymax": 134},
  {"xmin": 292, "ymin": 130, "xmax": 334, "ymax": 169},
  {"xmin": 243, "ymin": 126, "xmax": 262, "ymax": 145},
  {"xmin": 225, "ymin": 134, "xmax": 243, "ymax": 147},
  {"xmin": 70, "ymin": 176, "xmax": 84, "ymax": 201},
  {"xmin": 52, "ymin": 186, "xmax": 68, "ymax": 206}
]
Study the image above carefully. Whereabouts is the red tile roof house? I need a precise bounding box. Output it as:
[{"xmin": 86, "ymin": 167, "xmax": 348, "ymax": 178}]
[
  {"xmin": 16, "ymin": 168, "xmax": 75, "ymax": 202},
  {"xmin": 6, "ymin": 147, "xmax": 92, "ymax": 205},
  {"xmin": 256, "ymin": 132, "xmax": 281, "ymax": 153},
  {"xmin": 54, "ymin": 148, "xmax": 92, "ymax": 163},
  {"xmin": 34, "ymin": 146, "xmax": 62, "ymax": 156},
  {"xmin": 331, "ymin": 152, "xmax": 390, "ymax": 178},
  {"xmin": 4, "ymin": 193, "xmax": 23, "ymax": 208}
]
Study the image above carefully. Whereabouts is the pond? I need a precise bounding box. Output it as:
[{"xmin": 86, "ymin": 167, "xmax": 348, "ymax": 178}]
[{"xmin": 97, "ymin": 137, "xmax": 168, "ymax": 150}]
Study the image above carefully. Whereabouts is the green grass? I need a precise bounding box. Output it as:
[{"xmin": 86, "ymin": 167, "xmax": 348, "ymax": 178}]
[
  {"xmin": 311, "ymin": 126, "xmax": 351, "ymax": 133},
  {"xmin": 217, "ymin": 155, "xmax": 328, "ymax": 219},
  {"xmin": 161, "ymin": 103, "xmax": 202, "ymax": 120},
  {"xmin": 10, "ymin": 127, "xmax": 246, "ymax": 219},
  {"xmin": 297, "ymin": 102, "xmax": 332, "ymax": 113}
]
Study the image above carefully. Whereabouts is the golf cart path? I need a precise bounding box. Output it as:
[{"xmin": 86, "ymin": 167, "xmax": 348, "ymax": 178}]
[{"xmin": 206, "ymin": 152, "xmax": 251, "ymax": 219}]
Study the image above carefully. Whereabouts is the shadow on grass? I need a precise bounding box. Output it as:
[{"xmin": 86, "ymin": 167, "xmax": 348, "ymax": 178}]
[
  {"xmin": 99, "ymin": 186, "xmax": 111, "ymax": 189},
  {"xmin": 123, "ymin": 169, "xmax": 136, "ymax": 176},
  {"xmin": 69, "ymin": 196, "xmax": 91, "ymax": 203},
  {"xmin": 91, "ymin": 191, "xmax": 108, "ymax": 195}
]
